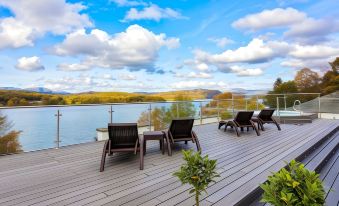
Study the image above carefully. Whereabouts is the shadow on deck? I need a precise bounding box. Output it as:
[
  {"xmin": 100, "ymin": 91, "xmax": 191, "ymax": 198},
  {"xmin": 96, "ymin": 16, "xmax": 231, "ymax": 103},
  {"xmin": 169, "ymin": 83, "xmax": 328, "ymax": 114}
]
[{"xmin": 0, "ymin": 119, "xmax": 338, "ymax": 206}]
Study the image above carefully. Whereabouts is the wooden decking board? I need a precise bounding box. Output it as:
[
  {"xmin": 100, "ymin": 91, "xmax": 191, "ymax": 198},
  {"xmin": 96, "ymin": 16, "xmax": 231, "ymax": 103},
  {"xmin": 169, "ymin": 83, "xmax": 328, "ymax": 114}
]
[
  {"xmin": 0, "ymin": 124, "xmax": 326, "ymax": 204},
  {"xmin": 27, "ymin": 124, "xmax": 339, "ymax": 204},
  {"xmin": 305, "ymin": 134, "xmax": 339, "ymax": 172},
  {"xmin": 121, "ymin": 125, "xmax": 302, "ymax": 205},
  {"xmin": 204, "ymin": 122, "xmax": 339, "ymax": 205},
  {"xmin": 324, "ymin": 157, "xmax": 339, "ymax": 206},
  {"xmin": 178, "ymin": 121, "xmax": 339, "ymax": 205},
  {"xmin": 0, "ymin": 120, "xmax": 338, "ymax": 206}
]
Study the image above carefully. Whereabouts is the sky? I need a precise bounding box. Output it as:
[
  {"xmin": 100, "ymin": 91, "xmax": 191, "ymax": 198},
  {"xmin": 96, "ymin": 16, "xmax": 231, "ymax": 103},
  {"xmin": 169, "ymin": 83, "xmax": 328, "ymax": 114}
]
[{"xmin": 0, "ymin": 0, "xmax": 339, "ymax": 93}]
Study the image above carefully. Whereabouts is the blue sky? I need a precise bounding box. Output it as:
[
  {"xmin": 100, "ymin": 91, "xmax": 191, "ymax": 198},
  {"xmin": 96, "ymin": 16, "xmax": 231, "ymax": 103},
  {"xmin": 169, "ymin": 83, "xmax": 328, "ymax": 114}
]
[{"xmin": 0, "ymin": 0, "xmax": 339, "ymax": 93}]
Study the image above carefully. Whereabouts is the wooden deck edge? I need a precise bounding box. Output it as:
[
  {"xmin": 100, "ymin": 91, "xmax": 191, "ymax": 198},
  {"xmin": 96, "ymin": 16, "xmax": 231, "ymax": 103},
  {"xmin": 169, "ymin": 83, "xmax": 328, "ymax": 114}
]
[{"xmin": 234, "ymin": 125, "xmax": 339, "ymax": 206}]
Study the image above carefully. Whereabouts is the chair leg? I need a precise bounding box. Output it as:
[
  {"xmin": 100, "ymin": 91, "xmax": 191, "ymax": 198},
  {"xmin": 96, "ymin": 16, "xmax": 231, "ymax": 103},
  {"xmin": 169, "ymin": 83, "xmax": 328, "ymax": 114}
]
[
  {"xmin": 273, "ymin": 120, "xmax": 281, "ymax": 130},
  {"xmin": 140, "ymin": 139, "xmax": 144, "ymax": 170},
  {"xmin": 195, "ymin": 137, "xmax": 201, "ymax": 151},
  {"xmin": 247, "ymin": 127, "xmax": 249, "ymax": 132},
  {"xmin": 218, "ymin": 122, "xmax": 225, "ymax": 129},
  {"xmin": 241, "ymin": 127, "xmax": 244, "ymax": 132},
  {"xmin": 234, "ymin": 126, "xmax": 240, "ymax": 137},
  {"xmin": 100, "ymin": 141, "xmax": 108, "ymax": 172},
  {"xmin": 251, "ymin": 121, "xmax": 260, "ymax": 136},
  {"xmin": 161, "ymin": 139, "xmax": 165, "ymax": 155},
  {"xmin": 185, "ymin": 141, "xmax": 188, "ymax": 144},
  {"xmin": 165, "ymin": 135, "xmax": 172, "ymax": 156}
]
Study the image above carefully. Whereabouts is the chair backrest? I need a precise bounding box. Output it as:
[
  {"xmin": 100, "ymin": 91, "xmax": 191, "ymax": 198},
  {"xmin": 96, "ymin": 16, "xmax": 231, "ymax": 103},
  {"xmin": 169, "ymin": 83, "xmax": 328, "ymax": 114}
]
[
  {"xmin": 169, "ymin": 118, "xmax": 194, "ymax": 139},
  {"xmin": 258, "ymin": 109, "xmax": 275, "ymax": 121},
  {"xmin": 234, "ymin": 111, "xmax": 254, "ymax": 125},
  {"xmin": 108, "ymin": 123, "xmax": 138, "ymax": 146}
]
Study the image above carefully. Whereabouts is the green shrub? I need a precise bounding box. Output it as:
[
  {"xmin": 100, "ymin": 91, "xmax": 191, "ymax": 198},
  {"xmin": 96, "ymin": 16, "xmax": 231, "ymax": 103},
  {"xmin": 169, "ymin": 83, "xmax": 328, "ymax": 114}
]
[
  {"xmin": 173, "ymin": 150, "xmax": 219, "ymax": 206},
  {"xmin": 260, "ymin": 160, "xmax": 325, "ymax": 206}
]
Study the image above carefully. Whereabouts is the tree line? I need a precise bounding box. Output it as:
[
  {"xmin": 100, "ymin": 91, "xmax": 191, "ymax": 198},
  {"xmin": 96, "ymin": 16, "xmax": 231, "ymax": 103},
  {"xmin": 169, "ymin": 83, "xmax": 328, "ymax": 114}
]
[{"xmin": 265, "ymin": 57, "xmax": 339, "ymax": 108}]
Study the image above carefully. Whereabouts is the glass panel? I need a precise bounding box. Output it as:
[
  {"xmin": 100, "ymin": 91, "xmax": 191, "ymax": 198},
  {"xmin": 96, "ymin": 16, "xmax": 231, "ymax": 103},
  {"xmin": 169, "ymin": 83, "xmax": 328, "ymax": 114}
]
[
  {"xmin": 201, "ymin": 100, "xmax": 218, "ymax": 124},
  {"xmin": 1, "ymin": 107, "xmax": 57, "ymax": 153}
]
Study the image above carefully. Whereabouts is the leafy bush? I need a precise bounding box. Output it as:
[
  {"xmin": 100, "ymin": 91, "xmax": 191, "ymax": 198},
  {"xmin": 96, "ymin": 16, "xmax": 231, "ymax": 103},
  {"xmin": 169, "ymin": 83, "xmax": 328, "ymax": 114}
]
[
  {"xmin": 173, "ymin": 150, "xmax": 219, "ymax": 206},
  {"xmin": 260, "ymin": 160, "xmax": 325, "ymax": 206}
]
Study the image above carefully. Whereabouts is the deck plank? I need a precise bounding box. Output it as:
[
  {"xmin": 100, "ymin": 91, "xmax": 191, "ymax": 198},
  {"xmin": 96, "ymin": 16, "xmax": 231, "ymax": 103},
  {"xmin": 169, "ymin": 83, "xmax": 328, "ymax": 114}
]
[{"xmin": 0, "ymin": 119, "xmax": 338, "ymax": 206}]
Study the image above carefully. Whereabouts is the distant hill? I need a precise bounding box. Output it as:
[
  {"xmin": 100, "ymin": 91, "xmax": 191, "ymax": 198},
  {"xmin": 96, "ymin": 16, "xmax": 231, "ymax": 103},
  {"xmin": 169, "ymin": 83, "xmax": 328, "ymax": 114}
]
[
  {"xmin": 0, "ymin": 87, "xmax": 69, "ymax": 94},
  {"xmin": 150, "ymin": 89, "xmax": 222, "ymax": 100},
  {"xmin": 230, "ymin": 88, "xmax": 269, "ymax": 95}
]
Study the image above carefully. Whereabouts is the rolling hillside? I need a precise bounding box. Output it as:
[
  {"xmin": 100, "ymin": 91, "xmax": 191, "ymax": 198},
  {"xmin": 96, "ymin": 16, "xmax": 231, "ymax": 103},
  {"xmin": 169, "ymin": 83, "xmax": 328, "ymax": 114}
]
[{"xmin": 0, "ymin": 89, "xmax": 222, "ymax": 106}]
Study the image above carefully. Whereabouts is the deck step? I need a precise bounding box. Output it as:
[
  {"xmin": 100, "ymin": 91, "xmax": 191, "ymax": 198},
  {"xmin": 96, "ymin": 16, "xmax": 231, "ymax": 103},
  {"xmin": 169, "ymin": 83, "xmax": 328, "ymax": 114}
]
[
  {"xmin": 232, "ymin": 127, "xmax": 339, "ymax": 206},
  {"xmin": 304, "ymin": 133, "xmax": 339, "ymax": 172}
]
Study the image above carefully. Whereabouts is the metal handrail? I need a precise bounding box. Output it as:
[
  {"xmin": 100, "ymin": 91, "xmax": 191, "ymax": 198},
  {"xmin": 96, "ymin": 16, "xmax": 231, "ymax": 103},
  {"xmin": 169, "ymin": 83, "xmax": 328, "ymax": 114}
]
[
  {"xmin": 0, "ymin": 93, "xmax": 322, "ymax": 110},
  {"xmin": 293, "ymin": 100, "xmax": 301, "ymax": 111}
]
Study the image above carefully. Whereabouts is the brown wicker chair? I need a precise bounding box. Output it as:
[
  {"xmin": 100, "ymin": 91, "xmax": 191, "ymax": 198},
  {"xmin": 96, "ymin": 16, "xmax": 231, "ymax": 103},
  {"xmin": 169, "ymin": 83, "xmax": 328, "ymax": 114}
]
[
  {"xmin": 100, "ymin": 123, "xmax": 142, "ymax": 172},
  {"xmin": 254, "ymin": 109, "xmax": 281, "ymax": 131},
  {"xmin": 222, "ymin": 111, "xmax": 260, "ymax": 137},
  {"xmin": 166, "ymin": 119, "xmax": 201, "ymax": 151}
]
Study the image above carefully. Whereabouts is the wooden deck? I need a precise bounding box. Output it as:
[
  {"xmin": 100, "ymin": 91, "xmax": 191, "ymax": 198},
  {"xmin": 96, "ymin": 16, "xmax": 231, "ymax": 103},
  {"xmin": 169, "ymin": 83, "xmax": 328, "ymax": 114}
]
[{"xmin": 0, "ymin": 119, "xmax": 338, "ymax": 206}]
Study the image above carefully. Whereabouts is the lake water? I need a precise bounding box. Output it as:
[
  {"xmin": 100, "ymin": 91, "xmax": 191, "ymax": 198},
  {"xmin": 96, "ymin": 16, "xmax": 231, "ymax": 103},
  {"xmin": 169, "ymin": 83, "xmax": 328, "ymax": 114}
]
[{"xmin": 1, "ymin": 101, "xmax": 210, "ymax": 152}]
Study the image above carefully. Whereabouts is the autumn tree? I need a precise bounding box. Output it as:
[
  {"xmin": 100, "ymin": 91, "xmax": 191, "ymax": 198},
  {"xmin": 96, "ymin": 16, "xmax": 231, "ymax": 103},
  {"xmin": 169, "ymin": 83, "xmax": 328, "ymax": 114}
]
[
  {"xmin": 264, "ymin": 81, "xmax": 298, "ymax": 108},
  {"xmin": 294, "ymin": 68, "xmax": 320, "ymax": 93},
  {"xmin": 273, "ymin": 78, "xmax": 283, "ymax": 90},
  {"xmin": 322, "ymin": 57, "xmax": 339, "ymax": 94},
  {"xmin": 0, "ymin": 113, "xmax": 21, "ymax": 154},
  {"xmin": 138, "ymin": 95, "xmax": 196, "ymax": 130}
]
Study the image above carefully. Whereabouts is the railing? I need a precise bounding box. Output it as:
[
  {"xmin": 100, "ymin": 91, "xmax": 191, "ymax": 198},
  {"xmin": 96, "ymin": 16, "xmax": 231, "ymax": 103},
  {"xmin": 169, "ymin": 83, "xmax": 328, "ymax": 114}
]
[{"xmin": 1, "ymin": 93, "xmax": 338, "ymax": 154}]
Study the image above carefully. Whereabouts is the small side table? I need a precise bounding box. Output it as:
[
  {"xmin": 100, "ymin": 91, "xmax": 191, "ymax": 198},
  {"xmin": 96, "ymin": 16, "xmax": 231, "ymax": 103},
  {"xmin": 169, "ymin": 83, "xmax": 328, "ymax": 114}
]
[{"xmin": 143, "ymin": 131, "xmax": 168, "ymax": 155}]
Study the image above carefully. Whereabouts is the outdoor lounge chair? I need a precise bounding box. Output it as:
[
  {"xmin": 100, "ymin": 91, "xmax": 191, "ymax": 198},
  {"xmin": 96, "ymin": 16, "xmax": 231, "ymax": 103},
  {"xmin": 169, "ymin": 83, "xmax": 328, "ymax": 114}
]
[
  {"xmin": 166, "ymin": 118, "xmax": 201, "ymax": 151},
  {"xmin": 220, "ymin": 111, "xmax": 260, "ymax": 137},
  {"xmin": 253, "ymin": 109, "xmax": 281, "ymax": 131},
  {"xmin": 100, "ymin": 123, "xmax": 142, "ymax": 172}
]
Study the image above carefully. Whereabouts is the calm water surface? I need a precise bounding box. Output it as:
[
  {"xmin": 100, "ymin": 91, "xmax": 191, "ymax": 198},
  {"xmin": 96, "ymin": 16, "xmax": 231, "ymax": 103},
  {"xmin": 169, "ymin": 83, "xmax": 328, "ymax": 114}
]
[{"xmin": 1, "ymin": 101, "xmax": 208, "ymax": 151}]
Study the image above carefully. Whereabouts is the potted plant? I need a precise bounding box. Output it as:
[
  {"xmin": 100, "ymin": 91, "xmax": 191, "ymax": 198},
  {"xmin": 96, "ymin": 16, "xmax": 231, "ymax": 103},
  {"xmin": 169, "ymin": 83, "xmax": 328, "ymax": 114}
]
[
  {"xmin": 260, "ymin": 160, "xmax": 326, "ymax": 206},
  {"xmin": 173, "ymin": 150, "xmax": 219, "ymax": 206}
]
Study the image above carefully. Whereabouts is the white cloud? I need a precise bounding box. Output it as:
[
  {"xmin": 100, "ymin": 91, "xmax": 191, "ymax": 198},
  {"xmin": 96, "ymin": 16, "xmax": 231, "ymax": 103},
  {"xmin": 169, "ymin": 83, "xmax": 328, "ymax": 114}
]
[
  {"xmin": 232, "ymin": 8, "xmax": 306, "ymax": 30},
  {"xmin": 122, "ymin": 4, "xmax": 185, "ymax": 22},
  {"xmin": 53, "ymin": 25, "xmax": 180, "ymax": 72},
  {"xmin": 284, "ymin": 18, "xmax": 339, "ymax": 43},
  {"xmin": 15, "ymin": 56, "xmax": 45, "ymax": 71},
  {"xmin": 175, "ymin": 72, "xmax": 212, "ymax": 79},
  {"xmin": 44, "ymin": 75, "xmax": 162, "ymax": 92},
  {"xmin": 170, "ymin": 81, "xmax": 228, "ymax": 90},
  {"xmin": 195, "ymin": 38, "xmax": 290, "ymax": 64},
  {"xmin": 281, "ymin": 58, "xmax": 336, "ymax": 71},
  {"xmin": 57, "ymin": 63, "xmax": 91, "ymax": 71},
  {"xmin": 290, "ymin": 44, "xmax": 339, "ymax": 59},
  {"xmin": 228, "ymin": 65, "xmax": 263, "ymax": 76},
  {"xmin": 208, "ymin": 37, "xmax": 234, "ymax": 48},
  {"xmin": 119, "ymin": 73, "xmax": 137, "ymax": 80},
  {"xmin": 0, "ymin": 0, "xmax": 92, "ymax": 49},
  {"xmin": 110, "ymin": 0, "xmax": 146, "ymax": 7},
  {"xmin": 233, "ymin": 7, "xmax": 339, "ymax": 43}
]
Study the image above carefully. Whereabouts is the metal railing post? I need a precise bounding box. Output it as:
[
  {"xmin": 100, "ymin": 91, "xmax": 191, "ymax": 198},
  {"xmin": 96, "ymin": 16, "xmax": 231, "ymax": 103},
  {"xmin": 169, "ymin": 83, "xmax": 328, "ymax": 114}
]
[
  {"xmin": 176, "ymin": 102, "xmax": 179, "ymax": 118},
  {"xmin": 318, "ymin": 94, "xmax": 321, "ymax": 118},
  {"xmin": 200, "ymin": 101, "xmax": 203, "ymax": 125},
  {"xmin": 276, "ymin": 97, "xmax": 280, "ymax": 117},
  {"xmin": 256, "ymin": 95, "xmax": 259, "ymax": 110},
  {"xmin": 54, "ymin": 110, "xmax": 62, "ymax": 149},
  {"xmin": 283, "ymin": 94, "xmax": 287, "ymax": 110},
  {"xmin": 217, "ymin": 100, "xmax": 220, "ymax": 121},
  {"xmin": 245, "ymin": 99, "xmax": 248, "ymax": 111},
  {"xmin": 108, "ymin": 105, "xmax": 114, "ymax": 123},
  {"xmin": 232, "ymin": 94, "xmax": 235, "ymax": 118},
  {"xmin": 149, "ymin": 104, "xmax": 152, "ymax": 131}
]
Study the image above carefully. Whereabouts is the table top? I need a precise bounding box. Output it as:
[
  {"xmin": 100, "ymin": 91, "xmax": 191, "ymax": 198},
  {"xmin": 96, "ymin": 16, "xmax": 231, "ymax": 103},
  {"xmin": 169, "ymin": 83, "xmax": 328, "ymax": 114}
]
[{"xmin": 143, "ymin": 131, "xmax": 164, "ymax": 136}]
